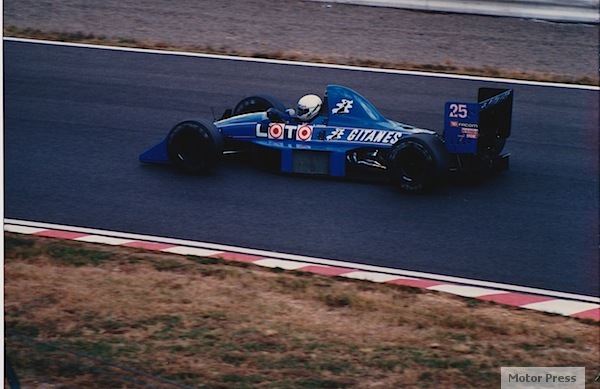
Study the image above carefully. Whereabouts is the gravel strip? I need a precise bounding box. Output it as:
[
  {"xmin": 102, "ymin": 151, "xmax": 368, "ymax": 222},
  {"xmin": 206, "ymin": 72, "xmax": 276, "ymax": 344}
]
[{"xmin": 3, "ymin": 0, "xmax": 599, "ymax": 82}]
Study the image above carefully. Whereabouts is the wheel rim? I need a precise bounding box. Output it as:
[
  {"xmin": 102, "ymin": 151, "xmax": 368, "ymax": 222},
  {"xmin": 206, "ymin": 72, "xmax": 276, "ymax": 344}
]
[{"xmin": 397, "ymin": 147, "xmax": 428, "ymax": 183}]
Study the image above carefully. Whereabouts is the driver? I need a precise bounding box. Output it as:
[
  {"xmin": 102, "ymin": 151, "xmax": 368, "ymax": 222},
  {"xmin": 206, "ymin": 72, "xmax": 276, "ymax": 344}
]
[
  {"xmin": 268, "ymin": 94, "xmax": 323, "ymax": 124},
  {"xmin": 295, "ymin": 94, "xmax": 323, "ymax": 122}
]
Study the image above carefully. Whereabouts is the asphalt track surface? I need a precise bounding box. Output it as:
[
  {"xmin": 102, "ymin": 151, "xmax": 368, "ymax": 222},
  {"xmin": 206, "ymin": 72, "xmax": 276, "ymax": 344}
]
[{"xmin": 4, "ymin": 39, "xmax": 599, "ymax": 297}]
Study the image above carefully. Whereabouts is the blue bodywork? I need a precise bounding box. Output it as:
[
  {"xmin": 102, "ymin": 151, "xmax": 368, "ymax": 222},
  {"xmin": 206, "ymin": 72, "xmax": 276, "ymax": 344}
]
[
  {"xmin": 217, "ymin": 85, "xmax": 437, "ymax": 177},
  {"xmin": 140, "ymin": 84, "xmax": 513, "ymax": 182}
]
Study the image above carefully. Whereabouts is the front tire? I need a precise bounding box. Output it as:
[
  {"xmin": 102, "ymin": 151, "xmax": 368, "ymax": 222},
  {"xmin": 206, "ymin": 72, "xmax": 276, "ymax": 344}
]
[
  {"xmin": 166, "ymin": 119, "xmax": 223, "ymax": 174},
  {"xmin": 388, "ymin": 134, "xmax": 449, "ymax": 193}
]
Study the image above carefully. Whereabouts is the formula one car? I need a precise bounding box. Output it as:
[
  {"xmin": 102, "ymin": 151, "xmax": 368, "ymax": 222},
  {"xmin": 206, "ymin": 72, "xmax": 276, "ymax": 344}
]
[{"xmin": 140, "ymin": 85, "xmax": 513, "ymax": 192}]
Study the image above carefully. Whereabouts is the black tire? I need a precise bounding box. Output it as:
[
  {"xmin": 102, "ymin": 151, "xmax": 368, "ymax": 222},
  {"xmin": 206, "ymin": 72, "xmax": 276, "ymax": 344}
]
[
  {"xmin": 388, "ymin": 134, "xmax": 449, "ymax": 193},
  {"xmin": 166, "ymin": 119, "xmax": 223, "ymax": 174},
  {"xmin": 232, "ymin": 94, "xmax": 286, "ymax": 115}
]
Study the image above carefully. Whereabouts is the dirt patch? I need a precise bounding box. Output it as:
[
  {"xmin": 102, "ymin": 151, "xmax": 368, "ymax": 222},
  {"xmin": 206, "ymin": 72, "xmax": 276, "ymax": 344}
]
[
  {"xmin": 3, "ymin": 0, "xmax": 599, "ymax": 85},
  {"xmin": 5, "ymin": 233, "xmax": 599, "ymax": 388}
]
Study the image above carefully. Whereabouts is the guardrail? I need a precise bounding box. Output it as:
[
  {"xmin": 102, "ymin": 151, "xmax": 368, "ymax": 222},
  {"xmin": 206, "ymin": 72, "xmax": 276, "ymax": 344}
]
[{"xmin": 311, "ymin": 0, "xmax": 599, "ymax": 23}]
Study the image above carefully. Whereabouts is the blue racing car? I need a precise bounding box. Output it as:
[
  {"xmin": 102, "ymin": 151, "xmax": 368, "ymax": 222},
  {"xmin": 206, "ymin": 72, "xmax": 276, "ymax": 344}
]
[{"xmin": 140, "ymin": 85, "xmax": 513, "ymax": 192}]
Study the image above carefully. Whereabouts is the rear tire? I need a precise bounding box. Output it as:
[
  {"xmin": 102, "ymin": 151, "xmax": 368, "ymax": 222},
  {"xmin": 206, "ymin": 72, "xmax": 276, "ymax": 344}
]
[
  {"xmin": 166, "ymin": 119, "xmax": 223, "ymax": 174},
  {"xmin": 232, "ymin": 94, "xmax": 285, "ymax": 115},
  {"xmin": 388, "ymin": 134, "xmax": 449, "ymax": 193}
]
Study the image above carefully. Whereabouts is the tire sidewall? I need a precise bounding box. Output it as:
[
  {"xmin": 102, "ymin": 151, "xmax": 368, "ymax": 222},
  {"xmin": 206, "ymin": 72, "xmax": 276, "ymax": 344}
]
[
  {"xmin": 167, "ymin": 119, "xmax": 223, "ymax": 173},
  {"xmin": 388, "ymin": 134, "xmax": 448, "ymax": 192}
]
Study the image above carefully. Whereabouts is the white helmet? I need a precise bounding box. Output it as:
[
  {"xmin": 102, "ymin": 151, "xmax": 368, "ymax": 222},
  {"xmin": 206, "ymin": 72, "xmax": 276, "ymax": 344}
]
[{"xmin": 296, "ymin": 94, "xmax": 323, "ymax": 122}]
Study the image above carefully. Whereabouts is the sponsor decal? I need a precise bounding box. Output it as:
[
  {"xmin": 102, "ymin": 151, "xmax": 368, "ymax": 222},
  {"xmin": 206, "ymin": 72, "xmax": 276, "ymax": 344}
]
[
  {"xmin": 257, "ymin": 124, "xmax": 402, "ymax": 144},
  {"xmin": 296, "ymin": 124, "xmax": 313, "ymax": 141},
  {"xmin": 461, "ymin": 128, "xmax": 479, "ymax": 139},
  {"xmin": 325, "ymin": 128, "xmax": 402, "ymax": 145},
  {"xmin": 268, "ymin": 123, "xmax": 284, "ymax": 139},
  {"xmin": 445, "ymin": 118, "xmax": 479, "ymax": 141},
  {"xmin": 451, "ymin": 121, "xmax": 479, "ymax": 140},
  {"xmin": 332, "ymin": 99, "xmax": 353, "ymax": 114},
  {"xmin": 256, "ymin": 123, "xmax": 314, "ymax": 141},
  {"xmin": 480, "ymin": 89, "xmax": 511, "ymax": 111},
  {"xmin": 326, "ymin": 128, "xmax": 345, "ymax": 141}
]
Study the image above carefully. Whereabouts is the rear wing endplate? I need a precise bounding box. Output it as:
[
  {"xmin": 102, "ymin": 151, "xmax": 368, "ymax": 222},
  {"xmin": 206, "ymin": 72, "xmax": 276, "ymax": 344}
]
[{"xmin": 443, "ymin": 88, "xmax": 513, "ymax": 154}]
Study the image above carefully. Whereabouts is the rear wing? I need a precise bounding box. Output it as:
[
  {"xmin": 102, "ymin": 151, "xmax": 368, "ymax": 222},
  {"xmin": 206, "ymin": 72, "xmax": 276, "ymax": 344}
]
[{"xmin": 443, "ymin": 88, "xmax": 513, "ymax": 155}]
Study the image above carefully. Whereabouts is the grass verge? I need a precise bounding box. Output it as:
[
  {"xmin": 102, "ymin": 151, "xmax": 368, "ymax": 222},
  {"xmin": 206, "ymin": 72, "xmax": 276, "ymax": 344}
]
[
  {"xmin": 4, "ymin": 25, "xmax": 598, "ymax": 86},
  {"xmin": 4, "ymin": 233, "xmax": 599, "ymax": 388}
]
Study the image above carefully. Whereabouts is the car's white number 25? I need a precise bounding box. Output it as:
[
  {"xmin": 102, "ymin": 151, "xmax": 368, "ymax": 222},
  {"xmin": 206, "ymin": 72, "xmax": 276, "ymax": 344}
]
[{"xmin": 448, "ymin": 103, "xmax": 468, "ymax": 119}]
